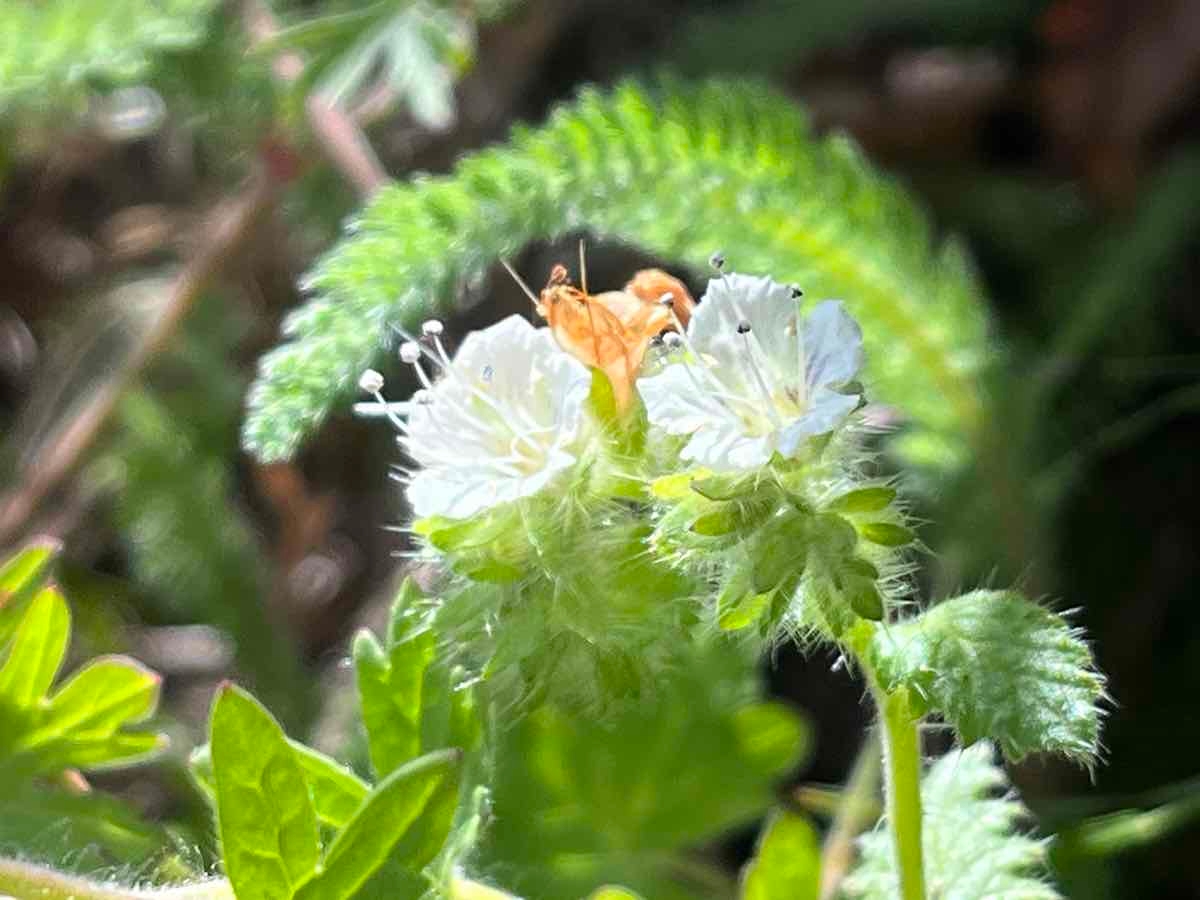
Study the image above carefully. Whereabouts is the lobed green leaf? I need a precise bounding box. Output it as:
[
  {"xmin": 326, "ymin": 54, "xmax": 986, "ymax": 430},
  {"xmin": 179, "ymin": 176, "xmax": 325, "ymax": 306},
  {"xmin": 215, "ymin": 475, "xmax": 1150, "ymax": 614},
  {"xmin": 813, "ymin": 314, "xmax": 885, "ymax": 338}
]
[{"xmin": 867, "ymin": 590, "xmax": 1106, "ymax": 764}]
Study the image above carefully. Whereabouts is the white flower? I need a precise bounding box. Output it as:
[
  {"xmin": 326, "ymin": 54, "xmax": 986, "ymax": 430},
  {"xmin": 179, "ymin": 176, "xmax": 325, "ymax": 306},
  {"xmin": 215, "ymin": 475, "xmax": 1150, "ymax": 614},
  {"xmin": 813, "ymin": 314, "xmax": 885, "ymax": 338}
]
[
  {"xmin": 393, "ymin": 315, "xmax": 591, "ymax": 519},
  {"xmin": 638, "ymin": 273, "xmax": 863, "ymax": 470}
]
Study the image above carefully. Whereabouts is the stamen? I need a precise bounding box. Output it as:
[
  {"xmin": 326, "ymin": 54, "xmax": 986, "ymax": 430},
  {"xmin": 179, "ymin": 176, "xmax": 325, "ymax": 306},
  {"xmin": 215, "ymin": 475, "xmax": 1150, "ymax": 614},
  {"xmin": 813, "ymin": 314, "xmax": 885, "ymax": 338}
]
[
  {"xmin": 356, "ymin": 369, "xmax": 410, "ymax": 433},
  {"xmin": 359, "ymin": 369, "xmax": 385, "ymax": 394},
  {"xmin": 421, "ymin": 319, "xmax": 444, "ymax": 337},
  {"xmin": 397, "ymin": 323, "xmax": 542, "ymax": 442},
  {"xmin": 660, "ymin": 308, "xmax": 759, "ymax": 419},
  {"xmin": 708, "ymin": 251, "xmax": 726, "ymax": 271},
  {"xmin": 737, "ymin": 323, "xmax": 783, "ymax": 427},
  {"xmin": 790, "ymin": 285, "xmax": 804, "ymax": 299}
]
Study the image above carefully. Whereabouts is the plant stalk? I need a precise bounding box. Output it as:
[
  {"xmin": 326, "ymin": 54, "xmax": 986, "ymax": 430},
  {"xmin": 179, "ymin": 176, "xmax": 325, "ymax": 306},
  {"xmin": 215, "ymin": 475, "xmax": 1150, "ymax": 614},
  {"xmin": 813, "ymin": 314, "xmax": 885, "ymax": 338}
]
[
  {"xmin": 876, "ymin": 685, "xmax": 927, "ymax": 900},
  {"xmin": 0, "ymin": 859, "xmax": 234, "ymax": 900}
]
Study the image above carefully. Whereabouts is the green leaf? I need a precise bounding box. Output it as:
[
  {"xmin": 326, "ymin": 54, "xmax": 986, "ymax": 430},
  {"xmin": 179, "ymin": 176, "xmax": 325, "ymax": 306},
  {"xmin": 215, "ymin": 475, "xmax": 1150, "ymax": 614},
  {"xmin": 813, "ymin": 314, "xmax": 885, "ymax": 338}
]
[
  {"xmin": 0, "ymin": 590, "xmax": 163, "ymax": 780},
  {"xmin": 354, "ymin": 626, "xmax": 434, "ymax": 778},
  {"xmin": 844, "ymin": 743, "xmax": 1060, "ymax": 900},
  {"xmin": 0, "ymin": 785, "xmax": 168, "ymax": 872},
  {"xmin": 0, "ymin": 541, "xmax": 60, "ymax": 644},
  {"xmin": 718, "ymin": 585, "xmax": 772, "ymax": 631},
  {"xmin": 9, "ymin": 655, "xmax": 164, "ymax": 776},
  {"xmin": 192, "ymin": 739, "xmax": 370, "ymax": 833},
  {"xmin": 210, "ymin": 685, "xmax": 320, "ymax": 900},
  {"xmin": 480, "ymin": 641, "xmax": 810, "ymax": 899},
  {"xmin": 825, "ymin": 486, "xmax": 896, "ymax": 514},
  {"xmin": 0, "ymin": 0, "xmax": 219, "ymax": 117},
  {"xmin": 740, "ymin": 810, "xmax": 820, "ymax": 900},
  {"xmin": 857, "ymin": 522, "xmax": 916, "ymax": 547},
  {"xmin": 291, "ymin": 743, "xmax": 371, "ymax": 831},
  {"xmin": 0, "ymin": 587, "xmax": 69, "ymax": 712},
  {"xmin": 295, "ymin": 749, "xmax": 463, "ymax": 900},
  {"xmin": 356, "ymin": 580, "xmax": 479, "ymax": 781},
  {"xmin": 313, "ymin": 3, "xmax": 471, "ymax": 131},
  {"xmin": 691, "ymin": 498, "xmax": 773, "ymax": 537},
  {"xmin": 0, "ymin": 542, "xmax": 59, "ymax": 598},
  {"xmin": 867, "ymin": 591, "xmax": 1106, "ymax": 764},
  {"xmin": 243, "ymin": 79, "xmax": 988, "ymax": 466},
  {"xmin": 750, "ymin": 513, "xmax": 810, "ymax": 594},
  {"xmin": 732, "ymin": 702, "xmax": 809, "ymax": 779}
]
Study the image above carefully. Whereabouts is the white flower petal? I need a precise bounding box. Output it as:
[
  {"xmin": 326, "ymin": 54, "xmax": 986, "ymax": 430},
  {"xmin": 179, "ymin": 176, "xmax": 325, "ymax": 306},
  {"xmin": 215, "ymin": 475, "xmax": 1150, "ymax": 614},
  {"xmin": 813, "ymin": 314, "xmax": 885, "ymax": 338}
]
[
  {"xmin": 775, "ymin": 390, "xmax": 860, "ymax": 457},
  {"xmin": 402, "ymin": 315, "xmax": 590, "ymax": 519},
  {"xmin": 640, "ymin": 273, "xmax": 865, "ymax": 470},
  {"xmin": 691, "ymin": 274, "xmax": 798, "ymax": 378},
  {"xmin": 639, "ymin": 365, "xmax": 731, "ymax": 436},
  {"xmin": 803, "ymin": 300, "xmax": 863, "ymax": 390}
]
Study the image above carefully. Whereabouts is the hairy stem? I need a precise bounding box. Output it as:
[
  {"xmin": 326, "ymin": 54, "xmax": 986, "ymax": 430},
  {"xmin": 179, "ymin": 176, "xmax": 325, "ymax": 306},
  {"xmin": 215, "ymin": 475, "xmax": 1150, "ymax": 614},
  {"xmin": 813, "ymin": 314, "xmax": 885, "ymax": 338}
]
[
  {"xmin": 0, "ymin": 859, "xmax": 234, "ymax": 900},
  {"xmin": 876, "ymin": 686, "xmax": 926, "ymax": 900}
]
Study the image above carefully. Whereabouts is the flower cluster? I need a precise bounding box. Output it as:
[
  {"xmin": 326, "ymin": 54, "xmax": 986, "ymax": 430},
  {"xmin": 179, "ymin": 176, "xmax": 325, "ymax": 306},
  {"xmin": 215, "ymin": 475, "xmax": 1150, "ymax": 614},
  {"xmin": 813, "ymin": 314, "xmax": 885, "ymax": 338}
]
[
  {"xmin": 359, "ymin": 264, "xmax": 902, "ymax": 698},
  {"xmin": 362, "ymin": 269, "xmax": 866, "ymax": 520}
]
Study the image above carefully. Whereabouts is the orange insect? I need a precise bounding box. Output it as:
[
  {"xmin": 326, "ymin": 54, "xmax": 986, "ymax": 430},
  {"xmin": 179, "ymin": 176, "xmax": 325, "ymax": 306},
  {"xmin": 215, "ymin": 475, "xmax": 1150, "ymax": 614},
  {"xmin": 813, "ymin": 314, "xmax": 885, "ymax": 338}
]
[{"xmin": 504, "ymin": 245, "xmax": 695, "ymax": 413}]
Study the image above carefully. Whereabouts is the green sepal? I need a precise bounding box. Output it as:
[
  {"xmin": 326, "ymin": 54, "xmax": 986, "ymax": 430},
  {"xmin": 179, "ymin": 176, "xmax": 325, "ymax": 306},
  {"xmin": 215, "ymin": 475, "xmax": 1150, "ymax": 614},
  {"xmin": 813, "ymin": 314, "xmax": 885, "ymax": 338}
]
[
  {"xmin": 841, "ymin": 557, "xmax": 880, "ymax": 580},
  {"xmin": 691, "ymin": 471, "xmax": 767, "ymax": 502},
  {"xmin": 587, "ymin": 367, "xmax": 648, "ymax": 457},
  {"xmin": 845, "ymin": 577, "xmax": 884, "ymax": 621},
  {"xmin": 858, "ymin": 522, "xmax": 916, "ymax": 547},
  {"xmin": 650, "ymin": 469, "xmax": 714, "ymax": 500},
  {"xmin": 418, "ymin": 513, "xmax": 511, "ymax": 553},
  {"xmin": 750, "ymin": 513, "xmax": 810, "ymax": 594},
  {"xmin": 717, "ymin": 574, "xmax": 772, "ymax": 632},
  {"xmin": 690, "ymin": 496, "xmax": 774, "ymax": 537},
  {"xmin": 451, "ymin": 557, "xmax": 524, "ymax": 583},
  {"xmin": 825, "ymin": 486, "xmax": 896, "ymax": 515}
]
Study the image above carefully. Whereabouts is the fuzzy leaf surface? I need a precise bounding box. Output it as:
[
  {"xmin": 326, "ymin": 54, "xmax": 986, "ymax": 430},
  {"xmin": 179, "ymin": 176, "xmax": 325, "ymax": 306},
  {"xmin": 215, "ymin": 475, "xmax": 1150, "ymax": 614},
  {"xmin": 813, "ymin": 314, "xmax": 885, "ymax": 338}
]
[
  {"xmin": 843, "ymin": 743, "xmax": 1060, "ymax": 899},
  {"xmin": 868, "ymin": 590, "xmax": 1105, "ymax": 764}
]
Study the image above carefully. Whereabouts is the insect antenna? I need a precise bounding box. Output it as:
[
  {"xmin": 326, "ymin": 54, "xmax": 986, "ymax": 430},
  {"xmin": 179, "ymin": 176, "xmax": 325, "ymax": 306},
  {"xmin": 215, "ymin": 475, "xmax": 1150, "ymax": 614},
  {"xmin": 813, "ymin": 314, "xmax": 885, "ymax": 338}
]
[
  {"xmin": 500, "ymin": 258, "xmax": 541, "ymax": 313},
  {"xmin": 578, "ymin": 238, "xmax": 589, "ymax": 295}
]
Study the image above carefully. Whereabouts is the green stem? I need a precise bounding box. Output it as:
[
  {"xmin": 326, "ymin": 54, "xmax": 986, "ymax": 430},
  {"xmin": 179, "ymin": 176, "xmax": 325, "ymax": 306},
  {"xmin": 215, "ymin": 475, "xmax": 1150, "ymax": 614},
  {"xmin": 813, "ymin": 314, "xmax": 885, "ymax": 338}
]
[
  {"xmin": 876, "ymin": 686, "xmax": 927, "ymax": 900},
  {"xmin": 0, "ymin": 858, "xmax": 234, "ymax": 900}
]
